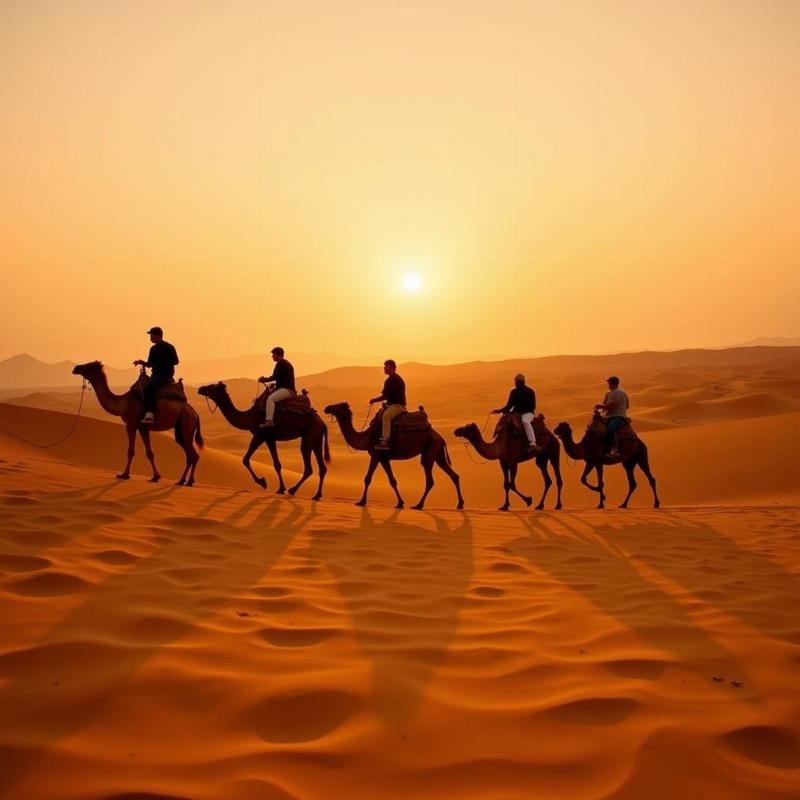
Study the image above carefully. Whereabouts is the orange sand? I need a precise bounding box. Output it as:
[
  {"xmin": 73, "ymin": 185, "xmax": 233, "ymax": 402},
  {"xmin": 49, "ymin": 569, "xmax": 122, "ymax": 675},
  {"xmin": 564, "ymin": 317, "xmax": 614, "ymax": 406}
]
[{"xmin": 1, "ymin": 349, "xmax": 799, "ymax": 798}]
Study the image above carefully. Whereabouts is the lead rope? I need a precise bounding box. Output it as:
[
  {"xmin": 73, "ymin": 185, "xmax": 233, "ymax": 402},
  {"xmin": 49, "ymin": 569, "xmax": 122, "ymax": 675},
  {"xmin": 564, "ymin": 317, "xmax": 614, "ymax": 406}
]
[
  {"xmin": 0, "ymin": 380, "xmax": 89, "ymax": 448},
  {"xmin": 461, "ymin": 413, "xmax": 493, "ymax": 465}
]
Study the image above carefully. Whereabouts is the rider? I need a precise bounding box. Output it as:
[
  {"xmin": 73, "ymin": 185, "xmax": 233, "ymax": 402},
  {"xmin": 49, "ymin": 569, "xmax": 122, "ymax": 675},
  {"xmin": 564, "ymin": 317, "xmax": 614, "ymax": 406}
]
[
  {"xmin": 492, "ymin": 373, "xmax": 538, "ymax": 453},
  {"xmin": 259, "ymin": 346, "xmax": 296, "ymax": 429},
  {"xmin": 370, "ymin": 359, "xmax": 406, "ymax": 450},
  {"xmin": 133, "ymin": 326, "xmax": 179, "ymax": 424},
  {"xmin": 594, "ymin": 375, "xmax": 629, "ymax": 458}
]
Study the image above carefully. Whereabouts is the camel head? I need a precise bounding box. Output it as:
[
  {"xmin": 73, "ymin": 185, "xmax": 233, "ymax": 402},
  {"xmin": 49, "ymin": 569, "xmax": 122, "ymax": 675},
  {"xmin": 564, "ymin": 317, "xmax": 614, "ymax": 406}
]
[
  {"xmin": 323, "ymin": 402, "xmax": 351, "ymax": 418},
  {"xmin": 553, "ymin": 421, "xmax": 572, "ymax": 439},
  {"xmin": 72, "ymin": 360, "xmax": 104, "ymax": 381},
  {"xmin": 454, "ymin": 423, "xmax": 480, "ymax": 440},
  {"xmin": 197, "ymin": 381, "xmax": 227, "ymax": 400}
]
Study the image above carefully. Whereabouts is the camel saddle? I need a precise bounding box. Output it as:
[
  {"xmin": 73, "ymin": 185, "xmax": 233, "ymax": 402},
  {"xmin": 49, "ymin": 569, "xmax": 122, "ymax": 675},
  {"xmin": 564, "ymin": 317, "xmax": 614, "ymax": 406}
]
[
  {"xmin": 131, "ymin": 374, "xmax": 186, "ymax": 403},
  {"xmin": 494, "ymin": 412, "xmax": 551, "ymax": 449},
  {"xmin": 255, "ymin": 388, "xmax": 316, "ymax": 417},
  {"xmin": 587, "ymin": 414, "xmax": 638, "ymax": 440},
  {"xmin": 370, "ymin": 406, "xmax": 431, "ymax": 438}
]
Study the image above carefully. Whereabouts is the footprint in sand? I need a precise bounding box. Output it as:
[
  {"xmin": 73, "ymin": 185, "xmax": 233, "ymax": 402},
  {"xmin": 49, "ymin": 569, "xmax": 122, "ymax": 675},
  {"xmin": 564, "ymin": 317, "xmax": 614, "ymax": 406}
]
[
  {"xmin": 0, "ymin": 553, "xmax": 52, "ymax": 572},
  {"xmin": 720, "ymin": 725, "xmax": 800, "ymax": 769},
  {"xmin": 7, "ymin": 571, "xmax": 88, "ymax": 596},
  {"xmin": 91, "ymin": 550, "xmax": 142, "ymax": 565},
  {"xmin": 257, "ymin": 627, "xmax": 339, "ymax": 647},
  {"xmin": 248, "ymin": 689, "xmax": 361, "ymax": 742},
  {"xmin": 472, "ymin": 586, "xmax": 505, "ymax": 598},
  {"xmin": 546, "ymin": 697, "xmax": 639, "ymax": 726}
]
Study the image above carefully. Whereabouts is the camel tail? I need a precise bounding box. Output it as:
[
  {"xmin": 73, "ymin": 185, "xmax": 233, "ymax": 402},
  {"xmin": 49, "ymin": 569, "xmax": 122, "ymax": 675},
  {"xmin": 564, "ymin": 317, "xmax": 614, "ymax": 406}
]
[
  {"xmin": 442, "ymin": 440, "xmax": 453, "ymax": 466},
  {"xmin": 195, "ymin": 418, "xmax": 204, "ymax": 450},
  {"xmin": 323, "ymin": 424, "xmax": 331, "ymax": 464}
]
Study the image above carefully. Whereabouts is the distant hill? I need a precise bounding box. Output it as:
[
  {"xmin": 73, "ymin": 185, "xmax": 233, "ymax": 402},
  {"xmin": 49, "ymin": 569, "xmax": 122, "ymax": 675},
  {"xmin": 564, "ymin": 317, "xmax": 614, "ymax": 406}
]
[
  {"xmin": 736, "ymin": 336, "xmax": 800, "ymax": 348},
  {"xmin": 0, "ymin": 354, "xmax": 132, "ymax": 390}
]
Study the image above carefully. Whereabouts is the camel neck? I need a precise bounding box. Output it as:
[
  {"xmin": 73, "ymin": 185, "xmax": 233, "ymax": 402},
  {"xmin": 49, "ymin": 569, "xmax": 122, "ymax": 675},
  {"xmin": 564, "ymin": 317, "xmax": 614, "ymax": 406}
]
[
  {"xmin": 335, "ymin": 412, "xmax": 370, "ymax": 450},
  {"xmin": 560, "ymin": 430, "xmax": 585, "ymax": 460},
  {"xmin": 89, "ymin": 371, "xmax": 127, "ymax": 417},
  {"xmin": 468, "ymin": 432, "xmax": 500, "ymax": 460},
  {"xmin": 216, "ymin": 392, "xmax": 260, "ymax": 431}
]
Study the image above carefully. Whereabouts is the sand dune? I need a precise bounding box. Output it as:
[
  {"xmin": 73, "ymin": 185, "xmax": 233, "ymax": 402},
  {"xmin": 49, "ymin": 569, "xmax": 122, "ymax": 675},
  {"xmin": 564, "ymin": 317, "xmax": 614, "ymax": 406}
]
[
  {"xmin": 0, "ymin": 454, "xmax": 798, "ymax": 799},
  {"xmin": 1, "ymin": 349, "xmax": 799, "ymax": 798}
]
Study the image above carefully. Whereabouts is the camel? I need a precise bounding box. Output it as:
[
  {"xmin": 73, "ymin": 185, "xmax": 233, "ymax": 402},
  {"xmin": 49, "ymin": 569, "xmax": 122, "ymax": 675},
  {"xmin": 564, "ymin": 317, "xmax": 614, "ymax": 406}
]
[
  {"xmin": 553, "ymin": 413, "xmax": 660, "ymax": 508},
  {"xmin": 324, "ymin": 402, "xmax": 464, "ymax": 510},
  {"xmin": 454, "ymin": 416, "xmax": 563, "ymax": 511},
  {"xmin": 72, "ymin": 361, "xmax": 203, "ymax": 485},
  {"xmin": 197, "ymin": 382, "xmax": 330, "ymax": 500}
]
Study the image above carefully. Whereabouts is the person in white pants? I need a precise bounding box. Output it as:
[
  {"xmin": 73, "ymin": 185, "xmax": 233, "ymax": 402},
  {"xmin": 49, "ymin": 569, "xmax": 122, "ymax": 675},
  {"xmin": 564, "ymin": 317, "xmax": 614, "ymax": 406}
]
[
  {"xmin": 259, "ymin": 346, "xmax": 296, "ymax": 429},
  {"xmin": 492, "ymin": 373, "xmax": 539, "ymax": 453}
]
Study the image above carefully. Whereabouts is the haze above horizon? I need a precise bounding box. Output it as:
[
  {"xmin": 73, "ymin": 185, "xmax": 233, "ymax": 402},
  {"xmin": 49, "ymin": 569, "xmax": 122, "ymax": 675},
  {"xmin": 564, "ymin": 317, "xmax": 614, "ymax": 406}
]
[{"xmin": 1, "ymin": 0, "xmax": 798, "ymax": 365}]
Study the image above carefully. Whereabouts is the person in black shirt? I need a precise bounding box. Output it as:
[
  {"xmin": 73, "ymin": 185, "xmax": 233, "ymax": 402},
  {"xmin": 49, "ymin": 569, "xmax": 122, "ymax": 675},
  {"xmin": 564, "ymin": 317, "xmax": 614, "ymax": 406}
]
[
  {"xmin": 492, "ymin": 373, "xmax": 539, "ymax": 453},
  {"xmin": 259, "ymin": 346, "xmax": 296, "ymax": 428},
  {"xmin": 369, "ymin": 359, "xmax": 407, "ymax": 449},
  {"xmin": 134, "ymin": 326, "xmax": 179, "ymax": 423}
]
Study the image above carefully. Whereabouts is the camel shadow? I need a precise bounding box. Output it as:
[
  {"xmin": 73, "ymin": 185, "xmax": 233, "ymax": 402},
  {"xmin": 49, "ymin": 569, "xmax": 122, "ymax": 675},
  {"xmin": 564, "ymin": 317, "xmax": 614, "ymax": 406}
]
[
  {"xmin": 0, "ymin": 492, "xmax": 314, "ymax": 795},
  {"xmin": 589, "ymin": 510, "xmax": 800, "ymax": 647},
  {"xmin": 0, "ymin": 481, "xmax": 182, "ymax": 563},
  {"xmin": 306, "ymin": 505, "xmax": 473, "ymax": 727},
  {"xmin": 507, "ymin": 513, "xmax": 749, "ymax": 686}
]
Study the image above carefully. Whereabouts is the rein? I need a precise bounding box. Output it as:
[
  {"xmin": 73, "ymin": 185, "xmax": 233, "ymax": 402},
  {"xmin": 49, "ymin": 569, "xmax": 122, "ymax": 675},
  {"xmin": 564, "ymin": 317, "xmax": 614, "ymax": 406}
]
[{"xmin": 0, "ymin": 380, "xmax": 89, "ymax": 449}]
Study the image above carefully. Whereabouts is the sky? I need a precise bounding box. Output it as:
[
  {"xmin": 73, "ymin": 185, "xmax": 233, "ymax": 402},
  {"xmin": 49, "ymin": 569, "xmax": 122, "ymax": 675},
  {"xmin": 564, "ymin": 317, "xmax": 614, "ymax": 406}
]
[{"xmin": 1, "ymin": 0, "xmax": 798, "ymax": 366}]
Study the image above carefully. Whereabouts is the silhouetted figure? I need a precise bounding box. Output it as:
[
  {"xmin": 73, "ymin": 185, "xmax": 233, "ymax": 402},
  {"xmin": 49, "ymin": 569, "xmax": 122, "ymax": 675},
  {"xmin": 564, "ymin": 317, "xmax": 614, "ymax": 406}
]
[
  {"xmin": 133, "ymin": 326, "xmax": 179, "ymax": 424},
  {"xmin": 259, "ymin": 346, "xmax": 296, "ymax": 429},
  {"xmin": 370, "ymin": 359, "xmax": 407, "ymax": 450},
  {"xmin": 492, "ymin": 373, "xmax": 539, "ymax": 453},
  {"xmin": 594, "ymin": 375, "xmax": 630, "ymax": 457}
]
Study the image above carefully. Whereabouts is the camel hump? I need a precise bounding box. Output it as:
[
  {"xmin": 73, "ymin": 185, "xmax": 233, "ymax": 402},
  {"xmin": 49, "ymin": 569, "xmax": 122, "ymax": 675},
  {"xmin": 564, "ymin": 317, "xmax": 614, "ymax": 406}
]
[
  {"xmin": 130, "ymin": 374, "xmax": 186, "ymax": 403},
  {"xmin": 371, "ymin": 407, "xmax": 431, "ymax": 436}
]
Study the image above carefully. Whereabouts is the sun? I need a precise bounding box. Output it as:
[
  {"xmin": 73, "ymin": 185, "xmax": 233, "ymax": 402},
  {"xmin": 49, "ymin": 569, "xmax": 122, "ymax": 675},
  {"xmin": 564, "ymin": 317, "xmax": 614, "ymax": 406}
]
[{"xmin": 401, "ymin": 272, "xmax": 423, "ymax": 293}]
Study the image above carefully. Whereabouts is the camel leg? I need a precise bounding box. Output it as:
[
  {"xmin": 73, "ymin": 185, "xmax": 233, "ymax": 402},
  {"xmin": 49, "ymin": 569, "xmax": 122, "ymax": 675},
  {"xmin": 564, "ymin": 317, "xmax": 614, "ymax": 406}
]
[
  {"xmin": 288, "ymin": 441, "xmax": 314, "ymax": 496},
  {"xmin": 637, "ymin": 449, "xmax": 660, "ymax": 508},
  {"xmin": 242, "ymin": 435, "xmax": 268, "ymax": 489},
  {"xmin": 595, "ymin": 464, "xmax": 605, "ymax": 508},
  {"xmin": 411, "ymin": 453, "xmax": 435, "ymax": 510},
  {"xmin": 310, "ymin": 438, "xmax": 328, "ymax": 501},
  {"xmin": 499, "ymin": 463, "xmax": 511, "ymax": 511},
  {"xmin": 379, "ymin": 460, "xmax": 404, "ymax": 508},
  {"xmin": 508, "ymin": 462, "xmax": 532, "ymax": 507},
  {"xmin": 534, "ymin": 458, "xmax": 552, "ymax": 511},
  {"xmin": 138, "ymin": 428, "xmax": 161, "ymax": 483},
  {"xmin": 356, "ymin": 455, "xmax": 380, "ymax": 506},
  {"xmin": 177, "ymin": 417, "xmax": 200, "ymax": 487},
  {"xmin": 580, "ymin": 463, "xmax": 604, "ymax": 504},
  {"xmin": 552, "ymin": 452, "xmax": 564, "ymax": 510},
  {"xmin": 434, "ymin": 448, "xmax": 465, "ymax": 510},
  {"xmin": 117, "ymin": 425, "xmax": 137, "ymax": 479},
  {"xmin": 265, "ymin": 439, "xmax": 286, "ymax": 494},
  {"xmin": 619, "ymin": 461, "xmax": 637, "ymax": 508}
]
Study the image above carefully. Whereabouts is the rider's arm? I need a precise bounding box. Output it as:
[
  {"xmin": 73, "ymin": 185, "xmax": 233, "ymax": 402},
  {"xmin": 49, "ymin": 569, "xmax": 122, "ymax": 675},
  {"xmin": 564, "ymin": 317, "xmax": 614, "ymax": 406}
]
[{"xmin": 494, "ymin": 390, "xmax": 514, "ymax": 414}]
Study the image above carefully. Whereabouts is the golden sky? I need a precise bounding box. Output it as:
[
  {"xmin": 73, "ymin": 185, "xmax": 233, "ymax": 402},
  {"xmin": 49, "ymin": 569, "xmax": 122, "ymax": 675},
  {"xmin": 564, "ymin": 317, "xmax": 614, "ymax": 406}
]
[{"xmin": 1, "ymin": 0, "xmax": 798, "ymax": 366}]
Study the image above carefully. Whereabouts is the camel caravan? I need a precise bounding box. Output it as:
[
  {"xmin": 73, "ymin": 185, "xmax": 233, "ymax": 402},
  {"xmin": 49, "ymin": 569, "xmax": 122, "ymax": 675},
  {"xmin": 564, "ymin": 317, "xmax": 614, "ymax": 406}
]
[{"xmin": 71, "ymin": 328, "xmax": 660, "ymax": 510}]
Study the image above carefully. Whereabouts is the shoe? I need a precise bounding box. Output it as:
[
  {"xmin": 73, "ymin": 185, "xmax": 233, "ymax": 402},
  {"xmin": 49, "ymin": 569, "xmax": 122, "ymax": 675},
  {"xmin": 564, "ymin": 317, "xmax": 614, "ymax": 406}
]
[
  {"xmin": 374, "ymin": 438, "xmax": 391, "ymax": 451},
  {"xmin": 259, "ymin": 419, "xmax": 276, "ymax": 430},
  {"xmin": 141, "ymin": 412, "xmax": 154, "ymax": 424},
  {"xmin": 607, "ymin": 449, "xmax": 620, "ymax": 459},
  {"xmin": 527, "ymin": 443, "xmax": 540, "ymax": 454}
]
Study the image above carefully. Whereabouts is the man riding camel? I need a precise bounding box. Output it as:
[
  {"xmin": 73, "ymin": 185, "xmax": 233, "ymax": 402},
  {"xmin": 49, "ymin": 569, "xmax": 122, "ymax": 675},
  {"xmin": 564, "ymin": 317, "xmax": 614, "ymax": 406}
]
[
  {"xmin": 370, "ymin": 359, "xmax": 406, "ymax": 450},
  {"xmin": 492, "ymin": 373, "xmax": 539, "ymax": 454},
  {"xmin": 259, "ymin": 347, "xmax": 296, "ymax": 430},
  {"xmin": 133, "ymin": 326, "xmax": 179, "ymax": 425},
  {"xmin": 595, "ymin": 375, "xmax": 630, "ymax": 458}
]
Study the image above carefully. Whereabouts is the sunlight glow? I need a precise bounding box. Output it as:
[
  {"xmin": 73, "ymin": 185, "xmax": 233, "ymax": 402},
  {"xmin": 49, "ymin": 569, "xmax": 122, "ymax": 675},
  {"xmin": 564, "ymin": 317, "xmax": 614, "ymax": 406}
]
[{"xmin": 401, "ymin": 272, "xmax": 423, "ymax": 294}]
